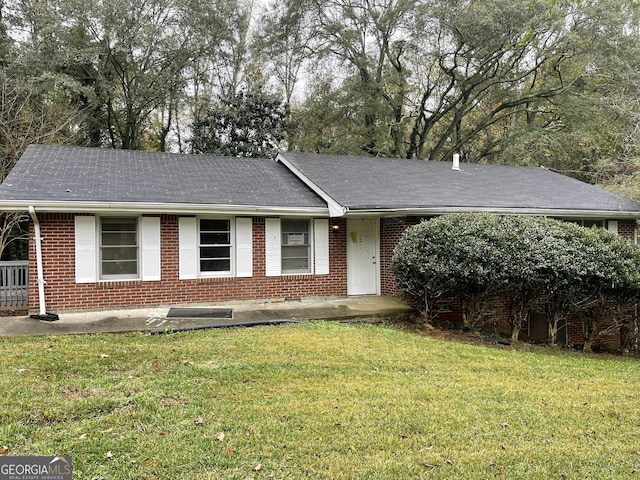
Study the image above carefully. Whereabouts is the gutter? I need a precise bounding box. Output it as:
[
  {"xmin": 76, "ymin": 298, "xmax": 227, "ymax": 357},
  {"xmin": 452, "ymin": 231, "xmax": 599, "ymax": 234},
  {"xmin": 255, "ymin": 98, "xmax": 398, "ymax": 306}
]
[
  {"xmin": 339, "ymin": 206, "xmax": 640, "ymax": 220},
  {"xmin": 28, "ymin": 206, "xmax": 58, "ymax": 321},
  {"xmin": 0, "ymin": 202, "xmax": 330, "ymax": 217}
]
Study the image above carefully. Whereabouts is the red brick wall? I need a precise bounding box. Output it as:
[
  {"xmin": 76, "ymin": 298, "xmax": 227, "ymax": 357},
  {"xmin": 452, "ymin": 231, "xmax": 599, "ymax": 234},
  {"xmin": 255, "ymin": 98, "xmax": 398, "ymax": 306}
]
[
  {"xmin": 619, "ymin": 220, "xmax": 636, "ymax": 242},
  {"xmin": 380, "ymin": 216, "xmax": 422, "ymax": 296},
  {"xmin": 29, "ymin": 214, "xmax": 348, "ymax": 313}
]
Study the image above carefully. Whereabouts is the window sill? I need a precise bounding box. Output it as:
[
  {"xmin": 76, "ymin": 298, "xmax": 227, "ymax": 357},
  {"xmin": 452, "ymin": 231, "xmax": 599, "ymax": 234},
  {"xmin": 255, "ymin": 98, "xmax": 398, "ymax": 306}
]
[
  {"xmin": 97, "ymin": 279, "xmax": 141, "ymax": 289},
  {"xmin": 281, "ymin": 273, "xmax": 314, "ymax": 280},
  {"xmin": 196, "ymin": 276, "xmax": 236, "ymax": 284}
]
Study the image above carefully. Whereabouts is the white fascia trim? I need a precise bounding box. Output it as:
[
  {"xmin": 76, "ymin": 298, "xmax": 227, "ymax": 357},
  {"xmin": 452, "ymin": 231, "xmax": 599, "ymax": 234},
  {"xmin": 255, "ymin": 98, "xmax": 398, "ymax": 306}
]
[
  {"xmin": 275, "ymin": 154, "xmax": 347, "ymax": 217},
  {"xmin": 0, "ymin": 201, "xmax": 330, "ymax": 217},
  {"xmin": 343, "ymin": 207, "xmax": 640, "ymax": 219}
]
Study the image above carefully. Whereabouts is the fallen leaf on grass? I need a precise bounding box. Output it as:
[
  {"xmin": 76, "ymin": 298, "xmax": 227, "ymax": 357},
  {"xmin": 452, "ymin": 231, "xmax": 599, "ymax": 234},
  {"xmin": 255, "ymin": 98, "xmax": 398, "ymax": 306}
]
[
  {"xmin": 105, "ymin": 451, "xmax": 113, "ymax": 459},
  {"xmin": 194, "ymin": 416, "xmax": 204, "ymax": 426},
  {"xmin": 17, "ymin": 369, "xmax": 28, "ymax": 373},
  {"xmin": 254, "ymin": 463, "xmax": 263, "ymax": 472},
  {"xmin": 245, "ymin": 429, "xmax": 254, "ymax": 436},
  {"xmin": 99, "ymin": 354, "xmax": 109, "ymax": 359},
  {"xmin": 78, "ymin": 433, "xmax": 88, "ymax": 440},
  {"xmin": 216, "ymin": 432, "xmax": 225, "ymax": 442}
]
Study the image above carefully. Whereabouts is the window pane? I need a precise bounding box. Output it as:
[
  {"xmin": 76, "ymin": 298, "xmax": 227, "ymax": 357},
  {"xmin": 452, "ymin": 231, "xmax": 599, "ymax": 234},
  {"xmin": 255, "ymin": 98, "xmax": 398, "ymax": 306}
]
[
  {"xmin": 200, "ymin": 232, "xmax": 230, "ymax": 245},
  {"xmin": 102, "ymin": 218, "xmax": 137, "ymax": 232},
  {"xmin": 200, "ymin": 259, "xmax": 231, "ymax": 272},
  {"xmin": 200, "ymin": 246, "xmax": 231, "ymax": 259},
  {"xmin": 101, "ymin": 217, "xmax": 138, "ymax": 278},
  {"xmin": 102, "ymin": 260, "xmax": 137, "ymax": 276},
  {"xmin": 583, "ymin": 220, "xmax": 604, "ymax": 228},
  {"xmin": 199, "ymin": 218, "xmax": 232, "ymax": 274},
  {"xmin": 282, "ymin": 219, "xmax": 308, "ymax": 234},
  {"xmin": 282, "ymin": 257, "xmax": 309, "ymax": 271},
  {"xmin": 200, "ymin": 219, "xmax": 230, "ymax": 231},
  {"xmin": 102, "ymin": 232, "xmax": 137, "ymax": 246},
  {"xmin": 281, "ymin": 219, "xmax": 310, "ymax": 273},
  {"xmin": 282, "ymin": 245, "xmax": 309, "ymax": 258},
  {"xmin": 102, "ymin": 246, "xmax": 137, "ymax": 261}
]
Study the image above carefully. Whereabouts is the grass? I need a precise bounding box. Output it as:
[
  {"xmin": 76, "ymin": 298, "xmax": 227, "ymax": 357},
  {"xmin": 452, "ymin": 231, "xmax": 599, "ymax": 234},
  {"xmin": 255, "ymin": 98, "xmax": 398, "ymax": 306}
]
[{"xmin": 1, "ymin": 321, "xmax": 640, "ymax": 479}]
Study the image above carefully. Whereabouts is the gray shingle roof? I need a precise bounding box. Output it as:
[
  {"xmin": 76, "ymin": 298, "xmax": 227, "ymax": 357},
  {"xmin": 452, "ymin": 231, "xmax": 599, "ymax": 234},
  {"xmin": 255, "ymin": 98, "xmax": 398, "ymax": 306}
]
[
  {"xmin": 0, "ymin": 145, "xmax": 326, "ymax": 209},
  {"xmin": 1, "ymin": 146, "xmax": 638, "ymax": 218},
  {"xmin": 277, "ymin": 152, "xmax": 640, "ymax": 216}
]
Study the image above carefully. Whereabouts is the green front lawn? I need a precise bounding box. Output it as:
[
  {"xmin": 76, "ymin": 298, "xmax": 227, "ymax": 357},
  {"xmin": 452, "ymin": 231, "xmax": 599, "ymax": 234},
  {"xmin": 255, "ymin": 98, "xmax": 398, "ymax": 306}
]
[{"xmin": 1, "ymin": 322, "xmax": 639, "ymax": 479}]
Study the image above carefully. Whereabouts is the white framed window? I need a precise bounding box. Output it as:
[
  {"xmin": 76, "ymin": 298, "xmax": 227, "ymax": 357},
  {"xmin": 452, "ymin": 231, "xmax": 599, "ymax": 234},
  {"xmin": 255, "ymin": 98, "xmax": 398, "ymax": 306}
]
[
  {"xmin": 198, "ymin": 218, "xmax": 233, "ymax": 275},
  {"xmin": 100, "ymin": 217, "xmax": 139, "ymax": 279},
  {"xmin": 265, "ymin": 218, "xmax": 329, "ymax": 277},
  {"xmin": 179, "ymin": 217, "xmax": 253, "ymax": 280},
  {"xmin": 75, "ymin": 215, "xmax": 160, "ymax": 283},
  {"xmin": 281, "ymin": 219, "xmax": 311, "ymax": 274}
]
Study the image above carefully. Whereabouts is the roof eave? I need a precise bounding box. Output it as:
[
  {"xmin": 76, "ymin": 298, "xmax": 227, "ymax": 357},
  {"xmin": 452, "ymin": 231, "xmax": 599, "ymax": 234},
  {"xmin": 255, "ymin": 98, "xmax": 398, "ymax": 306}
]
[
  {"xmin": 343, "ymin": 206, "xmax": 640, "ymax": 219},
  {"xmin": 0, "ymin": 201, "xmax": 330, "ymax": 217}
]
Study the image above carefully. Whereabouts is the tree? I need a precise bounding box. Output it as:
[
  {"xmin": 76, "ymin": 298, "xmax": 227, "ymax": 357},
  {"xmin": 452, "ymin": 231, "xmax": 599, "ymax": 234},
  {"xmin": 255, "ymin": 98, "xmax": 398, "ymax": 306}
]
[
  {"xmin": 573, "ymin": 227, "xmax": 640, "ymax": 353},
  {"xmin": 191, "ymin": 90, "xmax": 289, "ymax": 158},
  {"xmin": 0, "ymin": 70, "xmax": 82, "ymax": 258},
  {"xmin": 288, "ymin": 0, "xmax": 589, "ymax": 161},
  {"xmin": 254, "ymin": 0, "xmax": 315, "ymax": 105}
]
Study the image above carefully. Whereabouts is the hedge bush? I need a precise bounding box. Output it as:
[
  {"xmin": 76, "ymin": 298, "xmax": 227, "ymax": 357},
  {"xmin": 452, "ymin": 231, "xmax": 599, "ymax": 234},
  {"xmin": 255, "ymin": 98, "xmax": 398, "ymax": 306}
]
[{"xmin": 392, "ymin": 214, "xmax": 640, "ymax": 350}]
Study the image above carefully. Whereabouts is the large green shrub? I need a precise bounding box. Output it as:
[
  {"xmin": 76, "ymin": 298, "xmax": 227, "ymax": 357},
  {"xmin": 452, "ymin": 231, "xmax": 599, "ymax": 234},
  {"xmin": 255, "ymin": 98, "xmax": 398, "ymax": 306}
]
[{"xmin": 393, "ymin": 214, "xmax": 640, "ymax": 350}]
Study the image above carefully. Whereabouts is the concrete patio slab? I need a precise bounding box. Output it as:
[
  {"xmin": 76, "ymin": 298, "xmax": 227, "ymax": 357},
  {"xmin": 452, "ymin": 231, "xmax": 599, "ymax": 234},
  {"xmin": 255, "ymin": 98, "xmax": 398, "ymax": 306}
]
[{"xmin": 0, "ymin": 296, "xmax": 414, "ymax": 337}]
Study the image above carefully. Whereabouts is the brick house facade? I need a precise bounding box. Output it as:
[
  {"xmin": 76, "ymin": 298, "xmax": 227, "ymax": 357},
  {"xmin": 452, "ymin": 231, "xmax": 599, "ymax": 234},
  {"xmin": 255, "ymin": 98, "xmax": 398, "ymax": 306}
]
[
  {"xmin": 29, "ymin": 214, "xmax": 349, "ymax": 312},
  {"xmin": 3, "ymin": 146, "xmax": 640, "ymax": 350}
]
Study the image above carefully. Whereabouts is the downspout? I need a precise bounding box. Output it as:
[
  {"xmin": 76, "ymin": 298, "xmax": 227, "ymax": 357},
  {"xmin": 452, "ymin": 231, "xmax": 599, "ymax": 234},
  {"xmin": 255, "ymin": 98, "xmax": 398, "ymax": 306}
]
[{"xmin": 28, "ymin": 206, "xmax": 47, "ymax": 317}]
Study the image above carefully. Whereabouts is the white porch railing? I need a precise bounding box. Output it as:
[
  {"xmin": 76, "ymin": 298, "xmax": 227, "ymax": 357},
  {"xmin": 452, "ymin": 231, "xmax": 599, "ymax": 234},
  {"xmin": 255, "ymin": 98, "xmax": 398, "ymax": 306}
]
[{"xmin": 0, "ymin": 261, "xmax": 28, "ymax": 310}]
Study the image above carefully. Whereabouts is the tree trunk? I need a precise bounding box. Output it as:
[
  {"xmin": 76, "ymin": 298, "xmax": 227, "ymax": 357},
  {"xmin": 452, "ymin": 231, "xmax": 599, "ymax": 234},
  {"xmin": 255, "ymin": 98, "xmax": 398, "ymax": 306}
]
[
  {"xmin": 547, "ymin": 317, "xmax": 558, "ymax": 346},
  {"xmin": 619, "ymin": 308, "xmax": 638, "ymax": 352},
  {"xmin": 509, "ymin": 303, "xmax": 529, "ymax": 343},
  {"xmin": 510, "ymin": 322, "xmax": 521, "ymax": 344},
  {"xmin": 582, "ymin": 310, "xmax": 597, "ymax": 353},
  {"xmin": 619, "ymin": 320, "xmax": 637, "ymax": 352}
]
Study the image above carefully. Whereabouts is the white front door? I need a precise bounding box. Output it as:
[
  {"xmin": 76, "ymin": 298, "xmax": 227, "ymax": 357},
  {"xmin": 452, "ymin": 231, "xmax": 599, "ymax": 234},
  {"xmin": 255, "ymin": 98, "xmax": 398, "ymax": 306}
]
[{"xmin": 347, "ymin": 218, "xmax": 379, "ymax": 295}]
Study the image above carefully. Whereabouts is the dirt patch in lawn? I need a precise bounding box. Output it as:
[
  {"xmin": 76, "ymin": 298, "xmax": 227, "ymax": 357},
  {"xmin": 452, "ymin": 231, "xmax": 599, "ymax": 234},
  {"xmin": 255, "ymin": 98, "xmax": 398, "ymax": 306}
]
[{"xmin": 372, "ymin": 314, "xmax": 640, "ymax": 361}]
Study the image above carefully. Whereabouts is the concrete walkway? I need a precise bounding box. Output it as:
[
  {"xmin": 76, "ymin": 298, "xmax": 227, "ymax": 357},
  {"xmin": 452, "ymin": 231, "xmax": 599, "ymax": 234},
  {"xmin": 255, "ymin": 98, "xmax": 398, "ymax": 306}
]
[{"xmin": 0, "ymin": 296, "xmax": 414, "ymax": 337}]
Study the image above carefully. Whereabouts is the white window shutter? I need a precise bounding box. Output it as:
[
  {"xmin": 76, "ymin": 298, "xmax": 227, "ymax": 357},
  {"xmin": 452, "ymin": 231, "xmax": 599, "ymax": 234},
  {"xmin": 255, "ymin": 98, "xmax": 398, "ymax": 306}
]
[
  {"xmin": 179, "ymin": 217, "xmax": 197, "ymax": 280},
  {"xmin": 314, "ymin": 219, "xmax": 330, "ymax": 275},
  {"xmin": 236, "ymin": 217, "xmax": 253, "ymax": 277},
  {"xmin": 75, "ymin": 215, "xmax": 96, "ymax": 283},
  {"xmin": 608, "ymin": 220, "xmax": 619, "ymax": 235},
  {"xmin": 141, "ymin": 217, "xmax": 161, "ymax": 281},
  {"xmin": 265, "ymin": 218, "xmax": 281, "ymax": 277}
]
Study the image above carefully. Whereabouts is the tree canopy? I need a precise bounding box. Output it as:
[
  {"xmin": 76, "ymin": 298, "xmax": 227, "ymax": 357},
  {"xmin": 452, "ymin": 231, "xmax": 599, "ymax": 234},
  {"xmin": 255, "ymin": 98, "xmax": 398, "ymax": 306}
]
[{"xmin": 0, "ymin": 0, "xmax": 639, "ymax": 194}]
